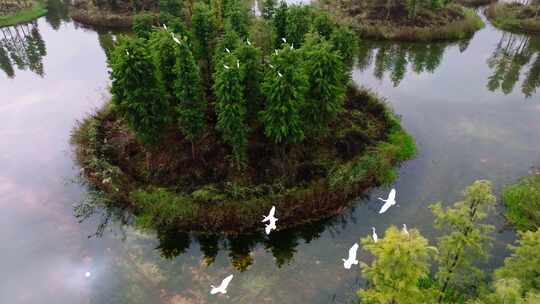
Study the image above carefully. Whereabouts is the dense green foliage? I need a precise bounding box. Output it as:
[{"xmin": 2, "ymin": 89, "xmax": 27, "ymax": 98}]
[
  {"xmin": 486, "ymin": 2, "xmax": 540, "ymax": 34},
  {"xmin": 356, "ymin": 181, "xmax": 540, "ymax": 304},
  {"xmin": 0, "ymin": 0, "xmax": 47, "ymax": 27},
  {"xmin": 502, "ymin": 172, "xmax": 540, "ymax": 230}
]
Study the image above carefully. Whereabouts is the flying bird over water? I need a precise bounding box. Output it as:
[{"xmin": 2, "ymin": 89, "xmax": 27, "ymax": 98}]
[
  {"xmin": 378, "ymin": 188, "xmax": 396, "ymax": 214},
  {"xmin": 372, "ymin": 227, "xmax": 378, "ymax": 243},
  {"xmin": 342, "ymin": 243, "xmax": 359, "ymax": 269},
  {"xmin": 262, "ymin": 206, "xmax": 278, "ymax": 235},
  {"xmin": 210, "ymin": 274, "xmax": 233, "ymax": 295}
]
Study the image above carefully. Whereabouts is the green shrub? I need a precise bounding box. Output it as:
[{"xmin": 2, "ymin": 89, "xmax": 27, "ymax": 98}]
[{"xmin": 502, "ymin": 173, "xmax": 540, "ymax": 230}]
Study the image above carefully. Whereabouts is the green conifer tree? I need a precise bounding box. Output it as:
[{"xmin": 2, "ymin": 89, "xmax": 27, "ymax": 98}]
[
  {"xmin": 285, "ymin": 5, "xmax": 311, "ymax": 47},
  {"xmin": 430, "ymin": 180, "xmax": 496, "ymax": 303},
  {"xmin": 262, "ymin": 0, "xmax": 276, "ymax": 20},
  {"xmin": 192, "ymin": 2, "xmax": 216, "ymax": 79},
  {"xmin": 235, "ymin": 42, "xmax": 262, "ymax": 122},
  {"xmin": 260, "ymin": 45, "xmax": 307, "ymax": 144},
  {"xmin": 109, "ymin": 37, "xmax": 168, "ymax": 145},
  {"xmin": 300, "ymin": 33, "xmax": 346, "ymax": 136},
  {"xmin": 133, "ymin": 13, "xmax": 156, "ymax": 39},
  {"xmin": 174, "ymin": 35, "xmax": 207, "ymax": 159},
  {"xmin": 213, "ymin": 54, "xmax": 249, "ymax": 168},
  {"xmin": 273, "ymin": 1, "xmax": 288, "ymax": 47}
]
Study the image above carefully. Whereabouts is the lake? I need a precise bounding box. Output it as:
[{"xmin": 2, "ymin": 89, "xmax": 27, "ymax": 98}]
[{"xmin": 1, "ymin": 3, "xmax": 539, "ymax": 304}]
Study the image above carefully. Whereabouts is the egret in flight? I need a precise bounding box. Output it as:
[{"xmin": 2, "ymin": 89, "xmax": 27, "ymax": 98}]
[
  {"xmin": 262, "ymin": 206, "xmax": 278, "ymax": 235},
  {"xmin": 210, "ymin": 274, "xmax": 233, "ymax": 295},
  {"xmin": 378, "ymin": 188, "xmax": 396, "ymax": 214},
  {"xmin": 342, "ymin": 243, "xmax": 359, "ymax": 269},
  {"xmin": 372, "ymin": 227, "xmax": 378, "ymax": 243}
]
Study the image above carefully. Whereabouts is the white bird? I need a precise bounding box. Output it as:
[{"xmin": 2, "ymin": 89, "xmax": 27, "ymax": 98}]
[
  {"xmin": 225, "ymin": 47, "xmax": 231, "ymax": 53},
  {"xmin": 275, "ymin": 49, "xmax": 279, "ymax": 55},
  {"xmin": 223, "ymin": 64, "xmax": 230, "ymax": 69},
  {"xmin": 372, "ymin": 227, "xmax": 378, "ymax": 243},
  {"xmin": 210, "ymin": 274, "xmax": 233, "ymax": 295},
  {"xmin": 85, "ymin": 271, "xmax": 91, "ymax": 278},
  {"xmin": 172, "ymin": 35, "xmax": 181, "ymax": 45},
  {"xmin": 125, "ymin": 49, "xmax": 129, "ymax": 56},
  {"xmin": 378, "ymin": 188, "xmax": 396, "ymax": 214},
  {"xmin": 246, "ymin": 38, "xmax": 251, "ymax": 45},
  {"xmin": 342, "ymin": 243, "xmax": 359, "ymax": 269},
  {"xmin": 236, "ymin": 60, "xmax": 240, "ymax": 68},
  {"xmin": 277, "ymin": 71, "xmax": 283, "ymax": 77},
  {"xmin": 268, "ymin": 63, "xmax": 274, "ymax": 69},
  {"xmin": 290, "ymin": 43, "xmax": 294, "ymax": 50},
  {"xmin": 281, "ymin": 37, "xmax": 287, "ymax": 43},
  {"xmin": 402, "ymin": 224, "xmax": 409, "ymax": 236},
  {"xmin": 163, "ymin": 24, "xmax": 168, "ymax": 31},
  {"xmin": 262, "ymin": 206, "xmax": 278, "ymax": 235}
]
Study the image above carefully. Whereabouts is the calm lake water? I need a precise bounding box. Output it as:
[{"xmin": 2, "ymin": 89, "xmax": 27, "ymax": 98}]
[{"xmin": 1, "ymin": 4, "xmax": 539, "ymax": 304}]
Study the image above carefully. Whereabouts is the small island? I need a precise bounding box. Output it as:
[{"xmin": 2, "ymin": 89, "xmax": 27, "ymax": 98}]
[
  {"xmin": 72, "ymin": 1, "xmax": 415, "ymax": 234},
  {"xmin": 330, "ymin": 0, "xmax": 484, "ymax": 41},
  {"xmin": 0, "ymin": 0, "xmax": 47, "ymax": 27},
  {"xmin": 487, "ymin": 0, "xmax": 540, "ymax": 34}
]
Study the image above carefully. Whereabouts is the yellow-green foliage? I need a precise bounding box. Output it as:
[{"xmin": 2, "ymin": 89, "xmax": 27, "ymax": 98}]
[
  {"xmin": 502, "ymin": 172, "xmax": 540, "ymax": 230},
  {"xmin": 358, "ymin": 226, "xmax": 438, "ymax": 304}
]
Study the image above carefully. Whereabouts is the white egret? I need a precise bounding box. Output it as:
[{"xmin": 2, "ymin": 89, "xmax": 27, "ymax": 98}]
[
  {"xmin": 269, "ymin": 63, "xmax": 274, "ymax": 69},
  {"xmin": 277, "ymin": 71, "xmax": 283, "ymax": 77},
  {"xmin": 402, "ymin": 224, "xmax": 409, "ymax": 236},
  {"xmin": 246, "ymin": 38, "xmax": 251, "ymax": 45},
  {"xmin": 372, "ymin": 227, "xmax": 378, "ymax": 243},
  {"xmin": 125, "ymin": 49, "xmax": 129, "ymax": 56},
  {"xmin": 281, "ymin": 37, "xmax": 287, "ymax": 43},
  {"xmin": 210, "ymin": 274, "xmax": 233, "ymax": 295},
  {"xmin": 223, "ymin": 64, "xmax": 230, "ymax": 69},
  {"xmin": 378, "ymin": 188, "xmax": 397, "ymax": 214},
  {"xmin": 275, "ymin": 49, "xmax": 278, "ymax": 55},
  {"xmin": 342, "ymin": 243, "xmax": 359, "ymax": 269},
  {"xmin": 236, "ymin": 60, "xmax": 240, "ymax": 68},
  {"xmin": 262, "ymin": 206, "xmax": 278, "ymax": 235},
  {"xmin": 225, "ymin": 47, "xmax": 231, "ymax": 53},
  {"xmin": 290, "ymin": 43, "xmax": 294, "ymax": 50},
  {"xmin": 172, "ymin": 35, "xmax": 181, "ymax": 45},
  {"xmin": 163, "ymin": 24, "xmax": 168, "ymax": 31}
]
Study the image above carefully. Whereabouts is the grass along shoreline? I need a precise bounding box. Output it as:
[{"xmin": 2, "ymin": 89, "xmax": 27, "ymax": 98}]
[
  {"xmin": 0, "ymin": 1, "xmax": 47, "ymax": 27},
  {"xmin": 71, "ymin": 87, "xmax": 416, "ymax": 234},
  {"xmin": 486, "ymin": 2, "xmax": 540, "ymax": 34}
]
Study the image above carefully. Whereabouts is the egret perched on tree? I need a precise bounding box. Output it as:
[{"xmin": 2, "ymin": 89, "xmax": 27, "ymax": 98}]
[
  {"xmin": 372, "ymin": 227, "xmax": 378, "ymax": 243},
  {"xmin": 342, "ymin": 243, "xmax": 359, "ymax": 269},
  {"xmin": 277, "ymin": 71, "xmax": 283, "ymax": 77},
  {"xmin": 125, "ymin": 49, "xmax": 129, "ymax": 56},
  {"xmin": 236, "ymin": 60, "xmax": 240, "ymax": 69},
  {"xmin": 262, "ymin": 206, "xmax": 278, "ymax": 235},
  {"xmin": 290, "ymin": 43, "xmax": 294, "ymax": 50},
  {"xmin": 281, "ymin": 37, "xmax": 287, "ymax": 43},
  {"xmin": 210, "ymin": 274, "xmax": 233, "ymax": 295},
  {"xmin": 269, "ymin": 63, "xmax": 274, "ymax": 69},
  {"xmin": 402, "ymin": 224, "xmax": 409, "ymax": 236},
  {"xmin": 225, "ymin": 47, "xmax": 231, "ymax": 53},
  {"xmin": 275, "ymin": 49, "xmax": 279, "ymax": 55},
  {"xmin": 378, "ymin": 188, "xmax": 397, "ymax": 214},
  {"xmin": 162, "ymin": 24, "xmax": 168, "ymax": 31},
  {"xmin": 223, "ymin": 64, "xmax": 230, "ymax": 69},
  {"xmin": 172, "ymin": 34, "xmax": 181, "ymax": 45},
  {"xmin": 246, "ymin": 38, "xmax": 251, "ymax": 45}
]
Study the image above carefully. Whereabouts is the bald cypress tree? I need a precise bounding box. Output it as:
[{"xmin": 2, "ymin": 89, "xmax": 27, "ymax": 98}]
[
  {"xmin": 213, "ymin": 54, "xmax": 249, "ymax": 168},
  {"xmin": 109, "ymin": 37, "xmax": 168, "ymax": 145},
  {"xmin": 260, "ymin": 45, "xmax": 307, "ymax": 144},
  {"xmin": 174, "ymin": 35, "xmax": 206, "ymax": 159}
]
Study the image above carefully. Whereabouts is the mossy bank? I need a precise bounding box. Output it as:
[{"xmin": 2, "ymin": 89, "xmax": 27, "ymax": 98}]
[
  {"xmin": 486, "ymin": 2, "xmax": 540, "ymax": 34},
  {"xmin": 329, "ymin": 1, "xmax": 484, "ymax": 41},
  {"xmin": 72, "ymin": 86, "xmax": 415, "ymax": 234},
  {"xmin": 0, "ymin": 0, "xmax": 47, "ymax": 27}
]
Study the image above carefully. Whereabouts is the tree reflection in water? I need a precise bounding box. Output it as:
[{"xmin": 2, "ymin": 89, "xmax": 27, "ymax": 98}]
[
  {"xmin": 0, "ymin": 21, "xmax": 47, "ymax": 78},
  {"xmin": 357, "ymin": 39, "xmax": 471, "ymax": 87},
  {"xmin": 487, "ymin": 32, "xmax": 540, "ymax": 98},
  {"xmin": 73, "ymin": 188, "xmax": 367, "ymax": 272}
]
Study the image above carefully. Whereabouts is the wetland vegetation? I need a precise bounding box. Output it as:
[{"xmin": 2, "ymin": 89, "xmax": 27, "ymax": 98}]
[
  {"xmin": 0, "ymin": 0, "xmax": 47, "ymax": 27},
  {"xmin": 487, "ymin": 0, "xmax": 540, "ymax": 34}
]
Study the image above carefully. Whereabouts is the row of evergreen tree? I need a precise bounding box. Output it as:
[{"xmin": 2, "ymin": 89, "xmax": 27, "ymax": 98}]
[
  {"xmin": 108, "ymin": 0, "xmax": 358, "ymax": 168},
  {"xmin": 356, "ymin": 180, "xmax": 540, "ymax": 304}
]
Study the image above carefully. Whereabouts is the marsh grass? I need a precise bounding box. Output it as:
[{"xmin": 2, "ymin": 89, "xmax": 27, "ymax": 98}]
[
  {"xmin": 486, "ymin": 3, "xmax": 540, "ymax": 34},
  {"xmin": 502, "ymin": 172, "xmax": 540, "ymax": 230},
  {"xmin": 356, "ymin": 7, "xmax": 484, "ymax": 42},
  {"xmin": 0, "ymin": 0, "xmax": 46, "ymax": 27}
]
